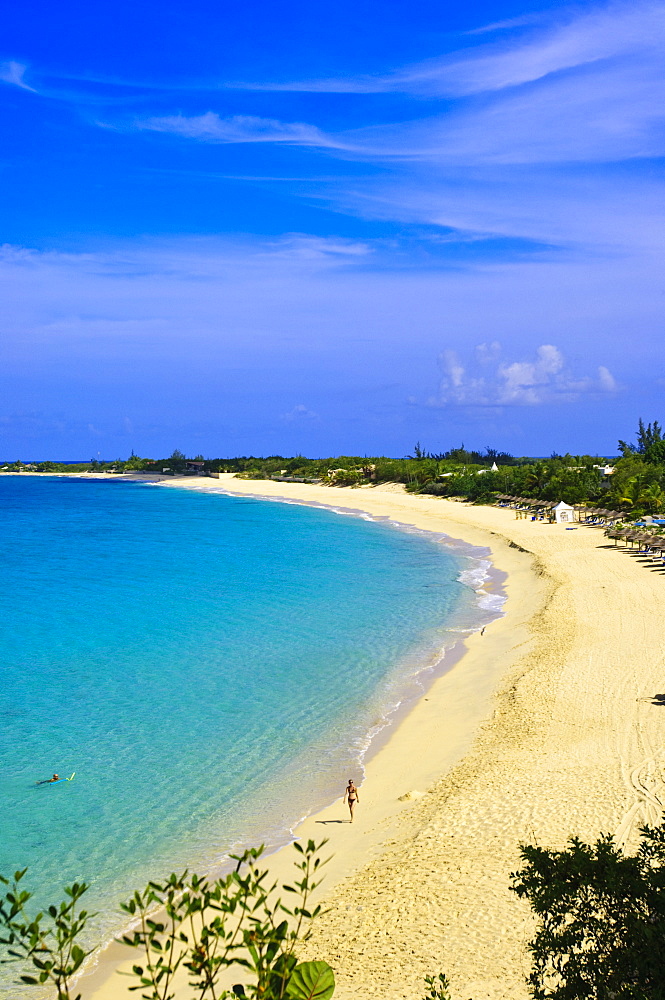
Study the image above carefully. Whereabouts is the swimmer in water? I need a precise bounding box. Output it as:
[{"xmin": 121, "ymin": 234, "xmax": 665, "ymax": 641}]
[{"xmin": 343, "ymin": 779, "xmax": 359, "ymax": 823}]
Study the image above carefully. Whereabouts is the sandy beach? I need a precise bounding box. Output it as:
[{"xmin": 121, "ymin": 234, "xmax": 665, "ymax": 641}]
[{"xmin": 81, "ymin": 475, "xmax": 665, "ymax": 1000}]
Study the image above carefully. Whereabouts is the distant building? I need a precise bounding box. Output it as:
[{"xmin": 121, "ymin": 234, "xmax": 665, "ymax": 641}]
[{"xmin": 185, "ymin": 460, "xmax": 205, "ymax": 475}]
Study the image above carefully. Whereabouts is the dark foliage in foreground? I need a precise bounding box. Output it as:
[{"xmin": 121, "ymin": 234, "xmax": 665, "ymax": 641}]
[{"xmin": 511, "ymin": 823, "xmax": 665, "ymax": 1000}]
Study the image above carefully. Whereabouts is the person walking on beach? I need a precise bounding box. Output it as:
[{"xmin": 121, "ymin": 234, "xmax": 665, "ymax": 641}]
[{"xmin": 344, "ymin": 779, "xmax": 359, "ymax": 823}]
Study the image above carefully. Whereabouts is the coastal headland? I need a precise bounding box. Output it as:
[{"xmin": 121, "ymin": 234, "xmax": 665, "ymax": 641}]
[{"xmin": 82, "ymin": 475, "xmax": 665, "ymax": 999}]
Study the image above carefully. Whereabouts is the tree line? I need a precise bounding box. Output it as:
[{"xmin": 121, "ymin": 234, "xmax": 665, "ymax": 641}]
[{"xmin": 5, "ymin": 420, "xmax": 665, "ymax": 518}]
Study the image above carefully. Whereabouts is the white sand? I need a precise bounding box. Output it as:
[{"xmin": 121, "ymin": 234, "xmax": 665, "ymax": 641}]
[{"xmin": 81, "ymin": 476, "xmax": 665, "ymax": 999}]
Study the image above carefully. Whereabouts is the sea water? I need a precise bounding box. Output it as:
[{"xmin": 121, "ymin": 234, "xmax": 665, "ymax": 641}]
[{"xmin": 0, "ymin": 476, "xmax": 503, "ymax": 995}]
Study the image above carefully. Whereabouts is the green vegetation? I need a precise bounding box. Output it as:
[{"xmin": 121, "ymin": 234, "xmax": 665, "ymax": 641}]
[
  {"xmin": 423, "ymin": 821, "xmax": 665, "ymax": 1000},
  {"xmin": 0, "ymin": 874, "xmax": 91, "ymax": 1000},
  {"xmin": 5, "ymin": 823, "xmax": 665, "ymax": 999},
  {"xmin": 0, "ymin": 840, "xmax": 333, "ymax": 1000},
  {"xmin": 512, "ymin": 822, "xmax": 665, "ymax": 1000},
  {"xmin": 5, "ymin": 419, "xmax": 665, "ymax": 518}
]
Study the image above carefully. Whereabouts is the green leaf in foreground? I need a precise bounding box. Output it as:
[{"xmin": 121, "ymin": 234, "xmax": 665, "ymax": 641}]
[{"xmin": 286, "ymin": 960, "xmax": 335, "ymax": 1000}]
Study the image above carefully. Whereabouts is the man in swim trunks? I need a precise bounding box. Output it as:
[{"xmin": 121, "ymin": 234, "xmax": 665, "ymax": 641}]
[{"xmin": 343, "ymin": 779, "xmax": 359, "ymax": 823}]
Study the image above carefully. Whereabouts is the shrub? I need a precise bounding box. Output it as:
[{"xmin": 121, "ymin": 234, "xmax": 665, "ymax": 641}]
[
  {"xmin": 0, "ymin": 840, "xmax": 334, "ymax": 1000},
  {"xmin": 511, "ymin": 823, "xmax": 665, "ymax": 1000}
]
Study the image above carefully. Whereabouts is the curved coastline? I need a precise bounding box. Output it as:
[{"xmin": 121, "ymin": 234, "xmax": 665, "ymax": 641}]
[
  {"xmin": 88, "ymin": 476, "xmax": 665, "ymax": 1000},
  {"xmin": 65, "ymin": 471, "xmax": 665, "ymax": 1000},
  {"xmin": 83, "ymin": 477, "xmax": 544, "ymax": 1000},
  {"xmin": 0, "ymin": 472, "xmax": 511, "ymax": 1000}
]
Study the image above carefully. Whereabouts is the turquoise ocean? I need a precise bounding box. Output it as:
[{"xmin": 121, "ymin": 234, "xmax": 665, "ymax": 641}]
[{"xmin": 0, "ymin": 476, "xmax": 504, "ymax": 995}]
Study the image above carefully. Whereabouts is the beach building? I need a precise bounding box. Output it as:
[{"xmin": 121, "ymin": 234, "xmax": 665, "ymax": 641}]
[
  {"xmin": 553, "ymin": 500, "xmax": 575, "ymax": 523},
  {"xmin": 185, "ymin": 460, "xmax": 205, "ymax": 475}
]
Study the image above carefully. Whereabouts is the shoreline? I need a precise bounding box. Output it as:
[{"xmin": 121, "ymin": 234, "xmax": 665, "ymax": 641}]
[
  {"xmin": 82, "ymin": 477, "xmax": 545, "ymax": 1000},
  {"xmin": 24, "ymin": 471, "xmax": 665, "ymax": 998}
]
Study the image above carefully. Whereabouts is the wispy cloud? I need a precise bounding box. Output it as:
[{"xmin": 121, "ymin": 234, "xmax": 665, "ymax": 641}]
[
  {"xmin": 226, "ymin": 1, "xmax": 665, "ymax": 97},
  {"xmin": 10, "ymin": 2, "xmax": 665, "ymax": 175},
  {"xmin": 342, "ymin": 59, "xmax": 665, "ymax": 164},
  {"xmin": 0, "ymin": 60, "xmax": 36, "ymax": 92},
  {"xmin": 125, "ymin": 2, "xmax": 665, "ymax": 175},
  {"xmin": 136, "ymin": 112, "xmax": 339, "ymax": 147},
  {"xmin": 464, "ymin": 13, "xmax": 546, "ymax": 36},
  {"xmin": 428, "ymin": 343, "xmax": 619, "ymax": 407},
  {"xmin": 259, "ymin": 235, "xmax": 372, "ymax": 262},
  {"xmin": 133, "ymin": 57, "xmax": 665, "ymax": 167},
  {"xmin": 401, "ymin": 0, "xmax": 665, "ymax": 97},
  {"xmin": 339, "ymin": 164, "xmax": 665, "ymax": 257}
]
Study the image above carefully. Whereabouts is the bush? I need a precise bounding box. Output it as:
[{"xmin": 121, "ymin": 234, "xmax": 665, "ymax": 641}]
[
  {"xmin": 511, "ymin": 823, "xmax": 665, "ymax": 1000},
  {"xmin": 0, "ymin": 840, "xmax": 335, "ymax": 1000}
]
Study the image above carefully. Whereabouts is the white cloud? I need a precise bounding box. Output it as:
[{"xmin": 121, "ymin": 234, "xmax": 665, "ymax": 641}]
[
  {"xmin": 430, "ymin": 343, "xmax": 618, "ymax": 407},
  {"xmin": 598, "ymin": 365, "xmax": 618, "ymax": 391},
  {"xmin": 0, "ymin": 61, "xmax": 35, "ymax": 92},
  {"xmin": 136, "ymin": 112, "xmax": 338, "ymax": 147},
  {"xmin": 227, "ymin": 1, "xmax": 665, "ymax": 98},
  {"xmin": 475, "ymin": 341, "xmax": 502, "ymax": 364},
  {"xmin": 129, "ymin": 4, "xmax": 665, "ymax": 172},
  {"xmin": 281, "ymin": 404, "xmax": 319, "ymax": 422},
  {"xmin": 336, "ymin": 56, "xmax": 665, "ymax": 165},
  {"xmin": 498, "ymin": 344, "xmax": 564, "ymax": 404},
  {"xmin": 400, "ymin": 0, "xmax": 665, "ymax": 97}
]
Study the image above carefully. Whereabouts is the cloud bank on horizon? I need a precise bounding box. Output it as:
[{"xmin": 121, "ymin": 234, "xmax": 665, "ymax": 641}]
[{"xmin": 0, "ymin": 0, "xmax": 663, "ymax": 458}]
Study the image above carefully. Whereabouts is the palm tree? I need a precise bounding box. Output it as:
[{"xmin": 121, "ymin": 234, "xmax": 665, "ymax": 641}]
[
  {"xmin": 524, "ymin": 462, "xmax": 549, "ymax": 493},
  {"xmin": 618, "ymin": 475, "xmax": 646, "ymax": 509},
  {"xmin": 638, "ymin": 483, "xmax": 665, "ymax": 514},
  {"xmin": 616, "ymin": 474, "xmax": 665, "ymax": 513}
]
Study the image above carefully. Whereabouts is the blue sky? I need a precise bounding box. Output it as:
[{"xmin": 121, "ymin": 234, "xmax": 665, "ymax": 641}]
[{"xmin": 1, "ymin": 0, "xmax": 663, "ymax": 459}]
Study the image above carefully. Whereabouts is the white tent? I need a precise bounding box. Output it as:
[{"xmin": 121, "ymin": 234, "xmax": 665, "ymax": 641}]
[{"xmin": 553, "ymin": 501, "xmax": 575, "ymax": 524}]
